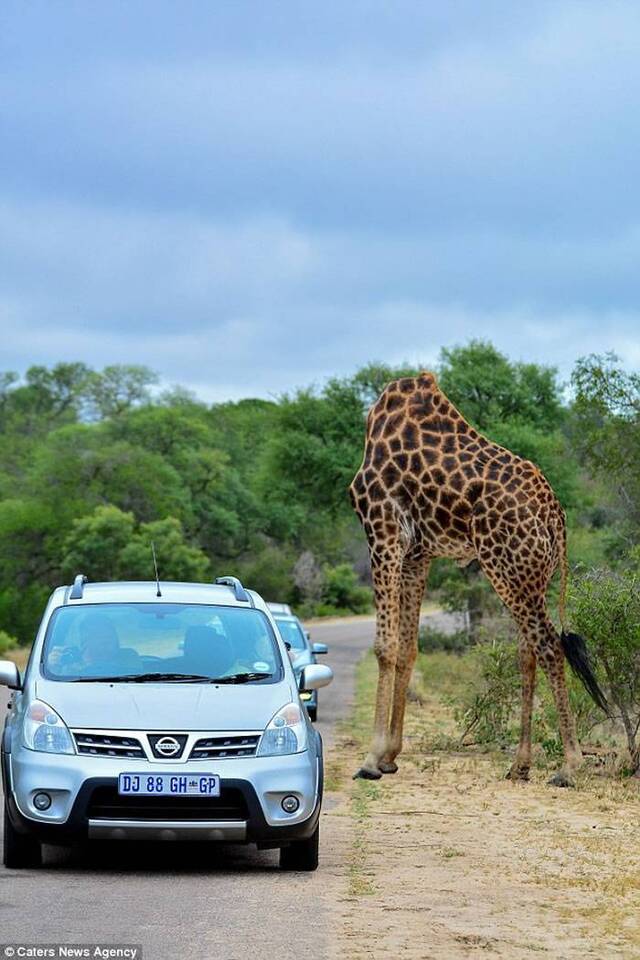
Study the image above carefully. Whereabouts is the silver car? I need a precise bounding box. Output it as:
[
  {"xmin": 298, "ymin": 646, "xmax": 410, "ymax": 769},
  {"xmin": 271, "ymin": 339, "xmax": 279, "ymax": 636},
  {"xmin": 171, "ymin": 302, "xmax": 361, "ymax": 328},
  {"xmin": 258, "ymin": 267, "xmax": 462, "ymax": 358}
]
[{"xmin": 0, "ymin": 575, "xmax": 333, "ymax": 871}]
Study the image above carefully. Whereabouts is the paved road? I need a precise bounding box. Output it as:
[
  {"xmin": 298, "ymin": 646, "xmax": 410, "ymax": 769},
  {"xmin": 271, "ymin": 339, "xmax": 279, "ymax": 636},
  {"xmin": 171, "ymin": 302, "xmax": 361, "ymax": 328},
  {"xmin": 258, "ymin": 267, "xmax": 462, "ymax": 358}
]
[{"xmin": 0, "ymin": 619, "xmax": 374, "ymax": 960}]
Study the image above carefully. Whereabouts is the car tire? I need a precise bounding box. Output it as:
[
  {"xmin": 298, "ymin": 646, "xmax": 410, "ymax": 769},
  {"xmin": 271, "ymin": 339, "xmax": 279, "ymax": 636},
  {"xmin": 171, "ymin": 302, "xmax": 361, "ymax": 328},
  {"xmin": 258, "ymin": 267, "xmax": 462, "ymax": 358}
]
[
  {"xmin": 307, "ymin": 706, "xmax": 317, "ymax": 723},
  {"xmin": 279, "ymin": 825, "xmax": 319, "ymax": 872},
  {"xmin": 3, "ymin": 802, "xmax": 42, "ymax": 869}
]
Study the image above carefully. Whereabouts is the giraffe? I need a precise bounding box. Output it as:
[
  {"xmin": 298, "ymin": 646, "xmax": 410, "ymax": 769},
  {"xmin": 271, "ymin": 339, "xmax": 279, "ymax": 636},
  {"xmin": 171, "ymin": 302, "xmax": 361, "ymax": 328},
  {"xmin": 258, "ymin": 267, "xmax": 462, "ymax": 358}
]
[{"xmin": 349, "ymin": 371, "xmax": 607, "ymax": 787}]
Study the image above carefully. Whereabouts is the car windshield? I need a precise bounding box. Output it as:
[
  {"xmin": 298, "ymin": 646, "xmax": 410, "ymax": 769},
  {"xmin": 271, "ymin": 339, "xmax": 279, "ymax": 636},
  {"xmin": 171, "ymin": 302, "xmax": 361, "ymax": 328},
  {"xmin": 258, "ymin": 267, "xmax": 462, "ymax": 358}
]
[
  {"xmin": 42, "ymin": 603, "xmax": 282, "ymax": 683},
  {"xmin": 274, "ymin": 617, "xmax": 307, "ymax": 652}
]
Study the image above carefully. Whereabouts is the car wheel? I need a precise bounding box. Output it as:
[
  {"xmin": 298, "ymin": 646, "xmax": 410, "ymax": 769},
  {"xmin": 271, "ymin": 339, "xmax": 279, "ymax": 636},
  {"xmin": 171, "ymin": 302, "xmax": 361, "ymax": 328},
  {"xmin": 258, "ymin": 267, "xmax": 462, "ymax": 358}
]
[
  {"xmin": 307, "ymin": 706, "xmax": 317, "ymax": 722},
  {"xmin": 3, "ymin": 802, "xmax": 42, "ymax": 869},
  {"xmin": 279, "ymin": 825, "xmax": 319, "ymax": 872}
]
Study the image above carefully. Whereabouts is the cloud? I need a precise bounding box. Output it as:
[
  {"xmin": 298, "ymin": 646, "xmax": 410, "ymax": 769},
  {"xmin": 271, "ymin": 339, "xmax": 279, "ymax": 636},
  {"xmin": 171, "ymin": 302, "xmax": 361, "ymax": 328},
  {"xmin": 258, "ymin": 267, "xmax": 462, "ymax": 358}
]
[{"xmin": 1, "ymin": 0, "xmax": 640, "ymax": 397}]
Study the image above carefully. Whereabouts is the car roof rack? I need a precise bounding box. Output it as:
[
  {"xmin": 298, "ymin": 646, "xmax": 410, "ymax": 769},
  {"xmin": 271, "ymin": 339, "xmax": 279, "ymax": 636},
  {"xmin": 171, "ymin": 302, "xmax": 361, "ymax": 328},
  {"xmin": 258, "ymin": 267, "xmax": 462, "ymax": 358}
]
[
  {"xmin": 215, "ymin": 576, "xmax": 252, "ymax": 605},
  {"xmin": 69, "ymin": 573, "xmax": 88, "ymax": 600}
]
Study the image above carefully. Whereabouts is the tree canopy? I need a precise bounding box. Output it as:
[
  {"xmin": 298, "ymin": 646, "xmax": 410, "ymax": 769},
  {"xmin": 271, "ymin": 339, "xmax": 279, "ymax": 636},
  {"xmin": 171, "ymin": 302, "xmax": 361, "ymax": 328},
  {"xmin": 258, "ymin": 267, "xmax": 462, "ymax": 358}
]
[{"xmin": 0, "ymin": 345, "xmax": 631, "ymax": 642}]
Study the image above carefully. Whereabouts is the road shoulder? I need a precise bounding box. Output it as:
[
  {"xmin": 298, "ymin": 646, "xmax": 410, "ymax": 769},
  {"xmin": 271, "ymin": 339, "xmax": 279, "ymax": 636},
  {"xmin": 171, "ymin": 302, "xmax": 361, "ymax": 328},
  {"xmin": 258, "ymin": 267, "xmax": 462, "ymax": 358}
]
[{"xmin": 326, "ymin": 650, "xmax": 640, "ymax": 960}]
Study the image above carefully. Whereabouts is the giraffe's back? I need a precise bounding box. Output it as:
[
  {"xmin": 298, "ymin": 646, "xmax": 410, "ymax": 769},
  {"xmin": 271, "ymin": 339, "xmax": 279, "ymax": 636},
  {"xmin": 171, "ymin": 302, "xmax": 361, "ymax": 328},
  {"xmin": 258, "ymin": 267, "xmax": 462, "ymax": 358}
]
[{"xmin": 349, "ymin": 373, "xmax": 564, "ymax": 563}]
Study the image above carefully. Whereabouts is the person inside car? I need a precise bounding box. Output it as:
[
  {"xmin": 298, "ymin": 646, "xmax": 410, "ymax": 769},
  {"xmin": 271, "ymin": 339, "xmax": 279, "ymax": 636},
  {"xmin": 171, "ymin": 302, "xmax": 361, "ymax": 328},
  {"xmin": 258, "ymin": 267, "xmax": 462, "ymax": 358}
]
[{"xmin": 47, "ymin": 614, "xmax": 139, "ymax": 677}]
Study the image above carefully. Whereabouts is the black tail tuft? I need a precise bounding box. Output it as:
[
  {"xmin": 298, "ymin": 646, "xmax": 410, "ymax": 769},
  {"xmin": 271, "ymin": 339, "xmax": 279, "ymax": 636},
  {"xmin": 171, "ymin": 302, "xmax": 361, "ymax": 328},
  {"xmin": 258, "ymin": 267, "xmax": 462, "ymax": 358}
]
[{"xmin": 560, "ymin": 631, "xmax": 609, "ymax": 714}]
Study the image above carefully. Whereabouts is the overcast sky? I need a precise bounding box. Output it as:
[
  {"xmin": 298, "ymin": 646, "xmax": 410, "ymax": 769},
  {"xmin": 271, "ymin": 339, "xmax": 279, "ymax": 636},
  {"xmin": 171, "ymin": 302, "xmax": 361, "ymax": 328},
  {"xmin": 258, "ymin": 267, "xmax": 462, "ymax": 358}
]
[{"xmin": 2, "ymin": 1, "xmax": 640, "ymax": 401}]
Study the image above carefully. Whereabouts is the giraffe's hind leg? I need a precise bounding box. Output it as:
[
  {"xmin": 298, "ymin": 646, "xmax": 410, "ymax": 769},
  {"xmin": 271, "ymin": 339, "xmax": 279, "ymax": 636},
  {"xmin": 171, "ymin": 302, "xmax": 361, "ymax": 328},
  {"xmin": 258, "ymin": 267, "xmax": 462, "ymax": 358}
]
[
  {"xmin": 507, "ymin": 641, "xmax": 536, "ymax": 781},
  {"xmin": 477, "ymin": 534, "xmax": 582, "ymax": 787},
  {"xmin": 379, "ymin": 557, "xmax": 430, "ymax": 774}
]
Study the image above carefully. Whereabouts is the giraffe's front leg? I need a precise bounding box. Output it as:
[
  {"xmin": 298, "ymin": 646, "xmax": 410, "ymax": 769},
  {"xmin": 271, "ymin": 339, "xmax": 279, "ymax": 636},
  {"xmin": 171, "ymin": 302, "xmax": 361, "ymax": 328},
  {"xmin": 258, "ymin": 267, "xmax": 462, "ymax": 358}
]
[
  {"xmin": 379, "ymin": 558, "xmax": 428, "ymax": 774},
  {"xmin": 354, "ymin": 551, "xmax": 401, "ymax": 780},
  {"xmin": 354, "ymin": 644, "xmax": 398, "ymax": 780},
  {"xmin": 378, "ymin": 660, "xmax": 413, "ymax": 774}
]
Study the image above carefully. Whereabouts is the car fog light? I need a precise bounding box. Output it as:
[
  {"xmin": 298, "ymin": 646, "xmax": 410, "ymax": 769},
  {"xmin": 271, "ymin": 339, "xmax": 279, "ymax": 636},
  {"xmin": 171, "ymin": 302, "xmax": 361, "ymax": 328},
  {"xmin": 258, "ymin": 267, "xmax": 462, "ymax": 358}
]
[
  {"xmin": 281, "ymin": 795, "xmax": 300, "ymax": 814},
  {"xmin": 33, "ymin": 792, "xmax": 52, "ymax": 811}
]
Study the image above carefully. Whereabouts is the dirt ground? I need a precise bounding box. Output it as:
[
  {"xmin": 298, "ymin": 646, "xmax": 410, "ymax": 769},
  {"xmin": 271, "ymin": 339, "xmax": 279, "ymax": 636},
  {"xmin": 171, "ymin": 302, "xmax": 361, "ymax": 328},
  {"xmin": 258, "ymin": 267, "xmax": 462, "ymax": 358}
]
[{"xmin": 322, "ymin": 653, "xmax": 640, "ymax": 960}]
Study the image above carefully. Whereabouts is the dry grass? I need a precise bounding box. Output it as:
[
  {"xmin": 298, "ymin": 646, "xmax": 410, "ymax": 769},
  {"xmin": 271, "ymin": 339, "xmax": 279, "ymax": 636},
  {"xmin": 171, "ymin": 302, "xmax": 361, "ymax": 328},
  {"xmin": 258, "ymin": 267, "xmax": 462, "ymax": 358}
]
[{"xmin": 329, "ymin": 649, "xmax": 640, "ymax": 960}]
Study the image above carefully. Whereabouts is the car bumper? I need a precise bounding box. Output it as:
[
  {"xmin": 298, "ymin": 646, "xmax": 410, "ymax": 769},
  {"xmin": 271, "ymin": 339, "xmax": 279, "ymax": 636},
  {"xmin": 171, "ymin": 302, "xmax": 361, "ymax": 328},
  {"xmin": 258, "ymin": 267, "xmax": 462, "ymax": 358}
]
[{"xmin": 2, "ymin": 742, "xmax": 322, "ymax": 847}]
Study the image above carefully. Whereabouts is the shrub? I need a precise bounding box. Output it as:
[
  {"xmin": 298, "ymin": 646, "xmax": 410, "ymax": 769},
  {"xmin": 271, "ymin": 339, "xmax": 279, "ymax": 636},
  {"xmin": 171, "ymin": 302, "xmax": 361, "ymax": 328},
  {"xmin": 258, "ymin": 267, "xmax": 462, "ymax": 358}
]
[
  {"xmin": 418, "ymin": 627, "xmax": 471, "ymax": 655},
  {"xmin": 455, "ymin": 637, "xmax": 521, "ymax": 746},
  {"xmin": 235, "ymin": 545, "xmax": 296, "ymax": 604},
  {"xmin": 570, "ymin": 568, "xmax": 640, "ymax": 772},
  {"xmin": 451, "ymin": 618, "xmax": 614, "ymax": 761},
  {"xmin": 322, "ymin": 563, "xmax": 371, "ymax": 614},
  {"xmin": 431, "ymin": 559, "xmax": 501, "ymax": 644},
  {"xmin": 0, "ymin": 630, "xmax": 18, "ymax": 656}
]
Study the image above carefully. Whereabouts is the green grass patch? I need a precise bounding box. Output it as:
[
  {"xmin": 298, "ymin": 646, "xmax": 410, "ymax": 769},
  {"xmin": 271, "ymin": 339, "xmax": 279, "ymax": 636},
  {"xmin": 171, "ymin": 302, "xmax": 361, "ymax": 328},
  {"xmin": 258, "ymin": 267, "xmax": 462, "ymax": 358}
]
[{"xmin": 347, "ymin": 778, "xmax": 380, "ymax": 897}]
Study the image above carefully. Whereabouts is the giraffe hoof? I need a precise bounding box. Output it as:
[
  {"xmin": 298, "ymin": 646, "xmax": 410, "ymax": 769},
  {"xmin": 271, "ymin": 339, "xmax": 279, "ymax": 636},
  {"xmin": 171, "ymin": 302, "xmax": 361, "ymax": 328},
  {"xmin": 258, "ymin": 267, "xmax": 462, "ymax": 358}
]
[
  {"xmin": 547, "ymin": 771, "xmax": 575, "ymax": 788},
  {"xmin": 506, "ymin": 765, "xmax": 530, "ymax": 782},
  {"xmin": 353, "ymin": 767, "xmax": 382, "ymax": 781},
  {"xmin": 378, "ymin": 761, "xmax": 399, "ymax": 774}
]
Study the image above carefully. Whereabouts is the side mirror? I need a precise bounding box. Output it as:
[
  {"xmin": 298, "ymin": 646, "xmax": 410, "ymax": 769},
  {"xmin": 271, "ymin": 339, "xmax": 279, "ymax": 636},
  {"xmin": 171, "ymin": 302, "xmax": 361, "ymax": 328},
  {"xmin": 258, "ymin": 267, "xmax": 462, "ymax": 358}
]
[
  {"xmin": 300, "ymin": 663, "xmax": 333, "ymax": 691},
  {"xmin": 311, "ymin": 642, "xmax": 328, "ymax": 655},
  {"xmin": 0, "ymin": 660, "xmax": 21, "ymax": 690}
]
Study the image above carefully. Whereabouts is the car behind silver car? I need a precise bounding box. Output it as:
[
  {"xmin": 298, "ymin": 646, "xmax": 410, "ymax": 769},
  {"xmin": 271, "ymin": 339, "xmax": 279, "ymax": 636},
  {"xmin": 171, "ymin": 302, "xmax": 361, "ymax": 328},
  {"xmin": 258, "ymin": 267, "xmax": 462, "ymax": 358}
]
[
  {"xmin": 267, "ymin": 604, "xmax": 328, "ymax": 722},
  {"xmin": 0, "ymin": 576, "xmax": 333, "ymax": 871}
]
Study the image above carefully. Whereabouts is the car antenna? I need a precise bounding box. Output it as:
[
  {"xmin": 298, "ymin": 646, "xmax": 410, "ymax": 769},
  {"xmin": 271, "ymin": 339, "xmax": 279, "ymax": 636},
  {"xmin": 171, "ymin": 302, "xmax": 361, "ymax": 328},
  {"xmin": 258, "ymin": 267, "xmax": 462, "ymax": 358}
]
[{"xmin": 151, "ymin": 541, "xmax": 162, "ymax": 597}]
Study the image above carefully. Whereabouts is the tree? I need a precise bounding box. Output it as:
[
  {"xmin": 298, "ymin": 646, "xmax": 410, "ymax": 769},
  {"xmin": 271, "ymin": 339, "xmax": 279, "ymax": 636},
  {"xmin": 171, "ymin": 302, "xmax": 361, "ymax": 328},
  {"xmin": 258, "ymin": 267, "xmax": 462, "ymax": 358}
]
[
  {"xmin": 119, "ymin": 517, "xmax": 210, "ymax": 582},
  {"xmin": 439, "ymin": 340, "xmax": 562, "ymax": 432},
  {"xmin": 106, "ymin": 405, "xmax": 261, "ymax": 557},
  {"xmin": 62, "ymin": 506, "xmax": 210, "ymax": 583},
  {"xmin": 87, "ymin": 365, "xmax": 158, "ymax": 419},
  {"xmin": 0, "ymin": 499, "xmax": 58, "ymax": 643},
  {"xmin": 322, "ymin": 563, "xmax": 370, "ymax": 613},
  {"xmin": 0, "ymin": 363, "xmax": 92, "ymax": 436},
  {"xmin": 293, "ymin": 551, "xmax": 324, "ymax": 606},
  {"xmin": 61, "ymin": 505, "xmax": 136, "ymax": 581},
  {"xmin": 257, "ymin": 381, "xmax": 365, "ymax": 524},
  {"xmin": 29, "ymin": 424, "xmax": 190, "ymax": 524},
  {"xmin": 571, "ymin": 353, "xmax": 640, "ymax": 538},
  {"xmin": 570, "ymin": 569, "xmax": 640, "ymax": 773}
]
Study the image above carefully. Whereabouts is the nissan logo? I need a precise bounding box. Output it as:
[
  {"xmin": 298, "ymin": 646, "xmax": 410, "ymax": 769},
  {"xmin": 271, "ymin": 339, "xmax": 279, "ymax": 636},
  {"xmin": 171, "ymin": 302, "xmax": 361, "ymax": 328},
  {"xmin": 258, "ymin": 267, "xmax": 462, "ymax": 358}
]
[{"xmin": 155, "ymin": 736, "xmax": 181, "ymax": 757}]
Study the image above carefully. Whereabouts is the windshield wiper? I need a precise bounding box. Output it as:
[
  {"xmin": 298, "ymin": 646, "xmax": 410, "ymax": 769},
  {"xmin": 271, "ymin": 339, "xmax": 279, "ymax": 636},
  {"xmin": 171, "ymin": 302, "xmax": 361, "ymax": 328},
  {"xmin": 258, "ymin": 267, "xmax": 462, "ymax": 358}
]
[
  {"xmin": 71, "ymin": 672, "xmax": 214, "ymax": 683},
  {"xmin": 207, "ymin": 672, "xmax": 273, "ymax": 684}
]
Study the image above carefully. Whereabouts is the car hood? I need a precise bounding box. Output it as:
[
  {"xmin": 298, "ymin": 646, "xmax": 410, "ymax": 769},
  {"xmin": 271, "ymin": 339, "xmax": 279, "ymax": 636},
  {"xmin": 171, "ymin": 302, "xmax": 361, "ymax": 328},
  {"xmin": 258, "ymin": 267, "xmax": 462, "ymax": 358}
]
[{"xmin": 35, "ymin": 677, "xmax": 297, "ymax": 731}]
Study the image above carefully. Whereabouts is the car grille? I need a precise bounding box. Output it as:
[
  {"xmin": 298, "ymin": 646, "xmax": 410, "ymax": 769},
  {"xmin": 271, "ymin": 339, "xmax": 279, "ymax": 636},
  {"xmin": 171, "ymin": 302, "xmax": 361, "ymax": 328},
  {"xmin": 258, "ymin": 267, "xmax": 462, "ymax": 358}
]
[
  {"xmin": 87, "ymin": 785, "xmax": 249, "ymax": 822},
  {"xmin": 189, "ymin": 734, "xmax": 260, "ymax": 760},
  {"xmin": 74, "ymin": 732, "xmax": 146, "ymax": 759}
]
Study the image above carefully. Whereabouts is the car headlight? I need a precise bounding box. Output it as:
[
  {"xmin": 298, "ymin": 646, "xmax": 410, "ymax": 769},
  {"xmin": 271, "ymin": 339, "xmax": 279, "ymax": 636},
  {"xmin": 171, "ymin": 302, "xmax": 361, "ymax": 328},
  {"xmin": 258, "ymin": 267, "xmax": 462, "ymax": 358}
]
[
  {"xmin": 257, "ymin": 702, "xmax": 307, "ymax": 757},
  {"xmin": 23, "ymin": 700, "xmax": 75, "ymax": 755}
]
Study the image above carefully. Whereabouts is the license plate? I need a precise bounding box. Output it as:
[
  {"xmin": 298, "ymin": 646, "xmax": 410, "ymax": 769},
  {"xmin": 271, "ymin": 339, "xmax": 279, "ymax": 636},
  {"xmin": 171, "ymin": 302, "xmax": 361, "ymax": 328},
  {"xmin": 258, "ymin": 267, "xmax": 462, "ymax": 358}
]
[{"xmin": 118, "ymin": 773, "xmax": 221, "ymax": 797}]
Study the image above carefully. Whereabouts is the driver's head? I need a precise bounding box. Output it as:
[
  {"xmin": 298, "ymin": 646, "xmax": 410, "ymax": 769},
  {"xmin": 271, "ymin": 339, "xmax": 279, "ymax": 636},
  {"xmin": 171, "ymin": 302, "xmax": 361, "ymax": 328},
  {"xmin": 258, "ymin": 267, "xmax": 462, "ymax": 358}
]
[{"xmin": 79, "ymin": 614, "xmax": 119, "ymax": 663}]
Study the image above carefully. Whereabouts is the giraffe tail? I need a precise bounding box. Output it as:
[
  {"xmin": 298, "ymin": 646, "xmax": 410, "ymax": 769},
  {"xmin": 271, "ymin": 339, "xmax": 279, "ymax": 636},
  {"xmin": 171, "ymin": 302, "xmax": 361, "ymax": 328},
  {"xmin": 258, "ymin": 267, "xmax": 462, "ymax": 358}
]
[
  {"xmin": 556, "ymin": 517, "xmax": 609, "ymax": 714},
  {"xmin": 560, "ymin": 632, "xmax": 609, "ymax": 714}
]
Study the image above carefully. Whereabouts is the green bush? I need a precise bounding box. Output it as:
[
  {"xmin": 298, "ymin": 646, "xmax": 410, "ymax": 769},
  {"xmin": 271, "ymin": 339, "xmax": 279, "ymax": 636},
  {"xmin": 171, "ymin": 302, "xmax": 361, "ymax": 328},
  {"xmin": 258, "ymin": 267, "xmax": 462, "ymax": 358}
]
[
  {"xmin": 418, "ymin": 627, "xmax": 471, "ymax": 655},
  {"xmin": 452, "ymin": 628, "xmax": 603, "ymax": 758},
  {"xmin": 235, "ymin": 545, "xmax": 297, "ymax": 605},
  {"xmin": 455, "ymin": 638, "xmax": 521, "ymax": 746},
  {"xmin": 321, "ymin": 563, "xmax": 371, "ymax": 614},
  {"xmin": 430, "ymin": 559, "xmax": 501, "ymax": 644},
  {"xmin": 570, "ymin": 568, "xmax": 640, "ymax": 771},
  {"xmin": 0, "ymin": 630, "xmax": 19, "ymax": 655}
]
